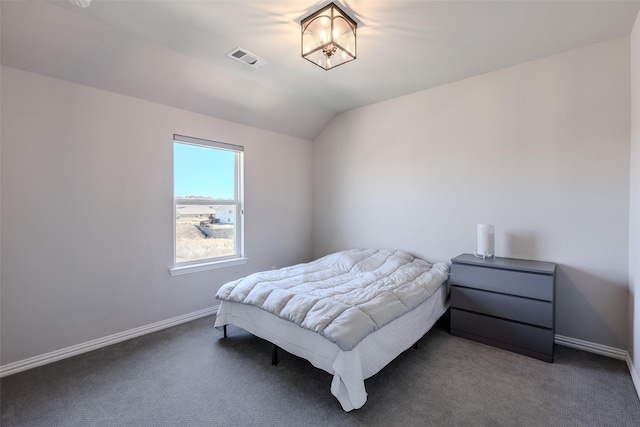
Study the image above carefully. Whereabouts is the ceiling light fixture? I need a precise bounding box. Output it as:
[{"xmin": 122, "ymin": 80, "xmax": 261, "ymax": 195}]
[{"xmin": 301, "ymin": 2, "xmax": 357, "ymax": 71}]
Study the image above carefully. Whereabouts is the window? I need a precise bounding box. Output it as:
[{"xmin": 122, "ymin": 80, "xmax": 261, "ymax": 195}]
[{"xmin": 170, "ymin": 135, "xmax": 245, "ymax": 275}]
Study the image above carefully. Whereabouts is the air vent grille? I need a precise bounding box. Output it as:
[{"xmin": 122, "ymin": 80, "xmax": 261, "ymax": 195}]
[{"xmin": 226, "ymin": 48, "xmax": 268, "ymax": 68}]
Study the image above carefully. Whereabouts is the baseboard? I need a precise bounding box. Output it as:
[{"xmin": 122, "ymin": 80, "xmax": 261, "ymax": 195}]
[
  {"xmin": 555, "ymin": 334, "xmax": 640, "ymax": 399},
  {"xmin": 2, "ymin": 314, "xmax": 638, "ymax": 399},
  {"xmin": 554, "ymin": 334, "xmax": 627, "ymax": 360},
  {"xmin": 0, "ymin": 305, "xmax": 219, "ymax": 378},
  {"xmin": 627, "ymin": 353, "xmax": 640, "ymax": 401}
]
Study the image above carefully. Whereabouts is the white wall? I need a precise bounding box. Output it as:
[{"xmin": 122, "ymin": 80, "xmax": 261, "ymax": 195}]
[
  {"xmin": 0, "ymin": 32, "xmax": 635, "ymax": 371},
  {"xmin": 629, "ymin": 10, "xmax": 640, "ymax": 383},
  {"xmin": 313, "ymin": 37, "xmax": 631, "ymax": 349},
  {"xmin": 0, "ymin": 67, "xmax": 313, "ymax": 365}
]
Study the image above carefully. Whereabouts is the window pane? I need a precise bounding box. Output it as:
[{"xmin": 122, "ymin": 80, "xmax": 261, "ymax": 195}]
[
  {"xmin": 174, "ymin": 143, "xmax": 235, "ymax": 199},
  {"xmin": 175, "ymin": 204, "xmax": 236, "ymax": 263},
  {"xmin": 174, "ymin": 139, "xmax": 242, "ymax": 265}
]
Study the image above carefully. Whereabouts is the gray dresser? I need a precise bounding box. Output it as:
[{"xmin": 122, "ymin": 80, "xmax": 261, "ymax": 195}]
[{"xmin": 449, "ymin": 253, "xmax": 556, "ymax": 362}]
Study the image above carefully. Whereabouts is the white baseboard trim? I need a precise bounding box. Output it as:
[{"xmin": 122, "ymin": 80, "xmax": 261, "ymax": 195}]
[
  {"xmin": 2, "ymin": 315, "xmax": 638, "ymax": 401},
  {"xmin": 555, "ymin": 334, "xmax": 640, "ymax": 400},
  {"xmin": 627, "ymin": 353, "xmax": 640, "ymax": 401},
  {"xmin": 554, "ymin": 334, "xmax": 627, "ymax": 360},
  {"xmin": 0, "ymin": 305, "xmax": 219, "ymax": 378}
]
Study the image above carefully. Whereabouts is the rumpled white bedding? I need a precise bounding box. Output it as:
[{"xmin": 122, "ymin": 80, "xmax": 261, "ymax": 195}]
[
  {"xmin": 214, "ymin": 283, "xmax": 449, "ymax": 411},
  {"xmin": 215, "ymin": 249, "xmax": 450, "ymax": 351}
]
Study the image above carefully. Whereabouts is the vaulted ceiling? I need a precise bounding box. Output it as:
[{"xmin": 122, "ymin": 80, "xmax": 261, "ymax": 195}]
[{"xmin": 2, "ymin": 0, "xmax": 639, "ymax": 140}]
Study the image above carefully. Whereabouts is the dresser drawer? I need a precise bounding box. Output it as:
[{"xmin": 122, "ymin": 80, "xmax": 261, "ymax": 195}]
[
  {"xmin": 451, "ymin": 286, "xmax": 553, "ymax": 328},
  {"xmin": 450, "ymin": 263, "xmax": 553, "ymax": 301},
  {"xmin": 451, "ymin": 309, "xmax": 554, "ymax": 356}
]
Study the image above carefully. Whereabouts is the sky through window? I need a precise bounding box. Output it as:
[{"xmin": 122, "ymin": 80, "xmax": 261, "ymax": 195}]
[{"xmin": 174, "ymin": 143, "xmax": 235, "ymax": 199}]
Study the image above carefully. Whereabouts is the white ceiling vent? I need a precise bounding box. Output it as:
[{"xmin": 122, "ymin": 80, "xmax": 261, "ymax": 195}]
[{"xmin": 226, "ymin": 48, "xmax": 268, "ymax": 69}]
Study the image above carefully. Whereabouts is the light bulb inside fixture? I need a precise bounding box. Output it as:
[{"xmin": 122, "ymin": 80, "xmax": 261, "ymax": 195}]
[{"xmin": 301, "ymin": 3, "xmax": 357, "ymax": 70}]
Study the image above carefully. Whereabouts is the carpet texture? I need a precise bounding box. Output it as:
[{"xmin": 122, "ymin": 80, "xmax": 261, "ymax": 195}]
[{"xmin": 1, "ymin": 315, "xmax": 639, "ymax": 426}]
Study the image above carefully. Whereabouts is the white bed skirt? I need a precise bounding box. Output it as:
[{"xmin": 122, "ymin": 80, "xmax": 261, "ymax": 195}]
[{"xmin": 214, "ymin": 283, "xmax": 449, "ymax": 411}]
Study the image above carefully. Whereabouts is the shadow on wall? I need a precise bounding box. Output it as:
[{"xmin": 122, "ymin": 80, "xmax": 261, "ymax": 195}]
[
  {"xmin": 555, "ymin": 265, "xmax": 628, "ymax": 350},
  {"xmin": 473, "ymin": 230, "xmax": 627, "ymax": 350}
]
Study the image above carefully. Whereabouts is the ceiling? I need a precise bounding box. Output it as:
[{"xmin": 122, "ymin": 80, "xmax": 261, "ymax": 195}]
[{"xmin": 2, "ymin": 0, "xmax": 639, "ymax": 140}]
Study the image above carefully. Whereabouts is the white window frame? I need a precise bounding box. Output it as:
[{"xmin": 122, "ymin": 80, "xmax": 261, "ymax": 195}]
[{"xmin": 169, "ymin": 134, "xmax": 247, "ymax": 276}]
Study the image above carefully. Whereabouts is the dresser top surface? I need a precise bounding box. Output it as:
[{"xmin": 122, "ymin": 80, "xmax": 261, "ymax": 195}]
[{"xmin": 451, "ymin": 253, "xmax": 556, "ymax": 275}]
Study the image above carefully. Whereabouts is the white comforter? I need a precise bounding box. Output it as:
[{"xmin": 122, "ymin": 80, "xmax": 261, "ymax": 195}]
[{"xmin": 215, "ymin": 249, "xmax": 450, "ymax": 351}]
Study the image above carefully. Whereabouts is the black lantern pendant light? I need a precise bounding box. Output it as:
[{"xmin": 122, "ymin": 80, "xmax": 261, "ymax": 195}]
[{"xmin": 301, "ymin": 2, "xmax": 357, "ymax": 70}]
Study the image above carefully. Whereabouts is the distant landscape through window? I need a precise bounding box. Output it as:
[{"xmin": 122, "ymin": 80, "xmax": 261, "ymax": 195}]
[{"xmin": 173, "ymin": 135, "xmax": 244, "ymax": 265}]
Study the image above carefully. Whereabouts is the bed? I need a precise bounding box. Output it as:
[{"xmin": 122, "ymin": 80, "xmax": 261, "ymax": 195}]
[{"xmin": 214, "ymin": 248, "xmax": 450, "ymax": 411}]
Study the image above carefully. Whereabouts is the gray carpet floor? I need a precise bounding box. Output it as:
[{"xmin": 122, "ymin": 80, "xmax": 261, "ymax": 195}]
[{"xmin": 1, "ymin": 314, "xmax": 639, "ymax": 427}]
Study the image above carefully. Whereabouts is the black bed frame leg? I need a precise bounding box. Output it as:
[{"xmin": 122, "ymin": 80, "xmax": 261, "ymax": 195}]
[
  {"xmin": 223, "ymin": 325, "xmax": 227, "ymax": 338},
  {"xmin": 272, "ymin": 344, "xmax": 279, "ymax": 366}
]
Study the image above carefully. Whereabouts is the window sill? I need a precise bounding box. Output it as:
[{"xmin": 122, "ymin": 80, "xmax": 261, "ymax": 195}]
[{"xmin": 169, "ymin": 257, "xmax": 249, "ymax": 276}]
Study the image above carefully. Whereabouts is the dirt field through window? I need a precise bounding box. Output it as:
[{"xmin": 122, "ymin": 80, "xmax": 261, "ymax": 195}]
[{"xmin": 175, "ymin": 219, "xmax": 234, "ymax": 263}]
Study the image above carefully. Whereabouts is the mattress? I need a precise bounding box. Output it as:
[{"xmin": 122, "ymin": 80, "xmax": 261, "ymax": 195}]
[
  {"xmin": 215, "ymin": 249, "xmax": 450, "ymax": 352},
  {"xmin": 214, "ymin": 280, "xmax": 449, "ymax": 411}
]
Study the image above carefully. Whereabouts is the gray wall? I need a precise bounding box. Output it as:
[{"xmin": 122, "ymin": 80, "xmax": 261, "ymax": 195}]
[
  {"xmin": 630, "ymin": 10, "xmax": 640, "ymax": 383},
  {"xmin": 1, "ymin": 34, "xmax": 636, "ymax": 370},
  {"xmin": 313, "ymin": 37, "xmax": 631, "ymax": 350},
  {"xmin": 0, "ymin": 67, "xmax": 313, "ymax": 365}
]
